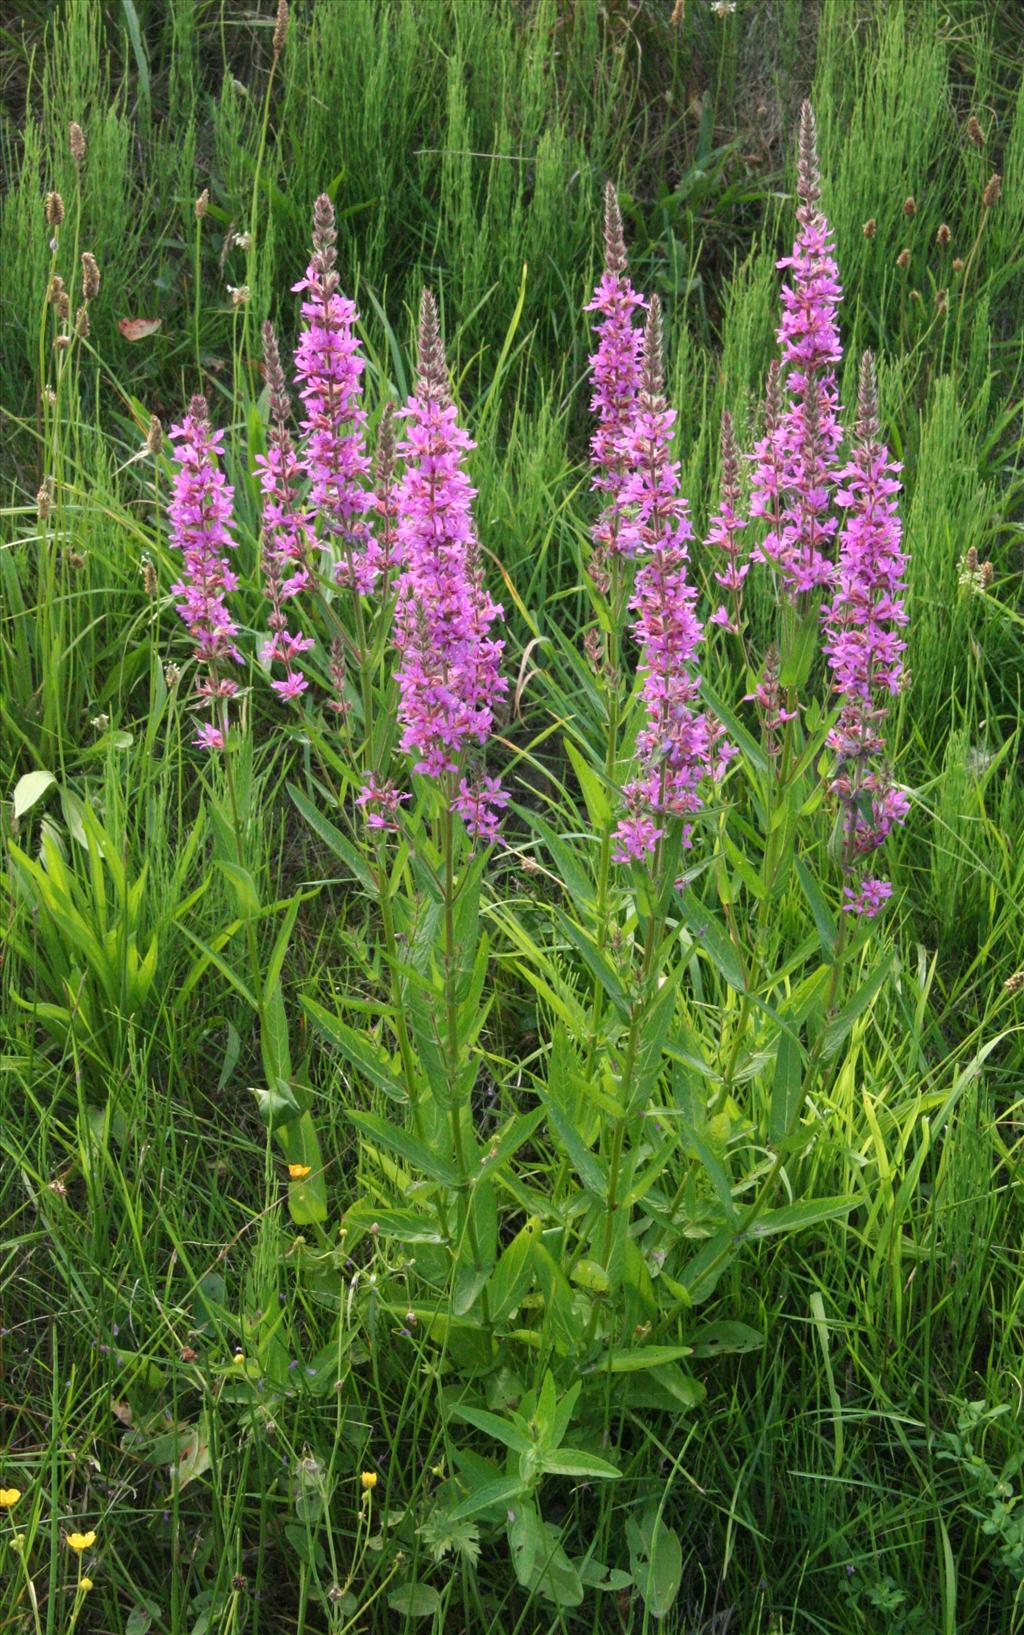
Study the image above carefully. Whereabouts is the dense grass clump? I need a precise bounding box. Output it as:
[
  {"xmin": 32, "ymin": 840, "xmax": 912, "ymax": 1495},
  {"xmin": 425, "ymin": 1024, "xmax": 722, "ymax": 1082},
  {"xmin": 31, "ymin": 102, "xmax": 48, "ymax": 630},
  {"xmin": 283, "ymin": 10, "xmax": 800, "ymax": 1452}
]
[{"xmin": 1, "ymin": 3, "xmax": 1022, "ymax": 1633}]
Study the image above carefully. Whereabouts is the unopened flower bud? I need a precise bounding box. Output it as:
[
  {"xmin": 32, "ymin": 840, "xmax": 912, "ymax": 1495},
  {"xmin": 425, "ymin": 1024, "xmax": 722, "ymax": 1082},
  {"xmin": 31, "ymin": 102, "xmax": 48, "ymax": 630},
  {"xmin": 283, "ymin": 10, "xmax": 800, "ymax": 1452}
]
[
  {"xmin": 1005, "ymin": 970, "xmax": 1024, "ymax": 996},
  {"xmin": 195, "ymin": 189, "xmax": 210, "ymax": 220},
  {"xmin": 146, "ymin": 415, "xmax": 163, "ymax": 455},
  {"xmin": 952, "ymin": 256, "xmax": 964, "ymax": 273},
  {"xmin": 934, "ymin": 288, "xmax": 948, "ymax": 314},
  {"xmin": 908, "ymin": 289, "xmax": 922, "ymax": 303},
  {"xmin": 45, "ymin": 190, "xmax": 65, "ymax": 227},
  {"xmin": 966, "ymin": 115, "xmax": 986, "ymax": 148},
  {"xmin": 81, "ymin": 252, "xmax": 100, "ymax": 300},
  {"xmin": 69, "ymin": 122, "xmax": 86, "ymax": 164},
  {"xmin": 141, "ymin": 556, "xmax": 158, "ymax": 597},
  {"xmin": 903, "ymin": 195, "xmax": 916, "ymax": 218},
  {"xmin": 982, "ymin": 173, "xmax": 1001, "ymax": 209},
  {"xmin": 936, "ymin": 222, "xmax": 951, "ymax": 247},
  {"xmin": 862, "ymin": 217, "xmax": 876, "ymax": 238},
  {"xmin": 37, "ymin": 479, "xmax": 54, "ymax": 520},
  {"xmin": 896, "ymin": 248, "xmax": 911, "ymax": 269},
  {"xmin": 54, "ymin": 333, "xmax": 71, "ymax": 350},
  {"xmin": 75, "ymin": 304, "xmax": 90, "ymax": 337}
]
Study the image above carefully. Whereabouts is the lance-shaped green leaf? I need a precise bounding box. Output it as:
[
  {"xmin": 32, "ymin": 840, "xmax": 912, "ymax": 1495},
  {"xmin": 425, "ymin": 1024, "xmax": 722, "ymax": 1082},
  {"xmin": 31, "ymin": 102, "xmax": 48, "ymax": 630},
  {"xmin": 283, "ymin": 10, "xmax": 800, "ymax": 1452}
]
[
  {"xmin": 288, "ymin": 784, "xmax": 376, "ymax": 894},
  {"xmin": 348, "ymin": 1109, "xmax": 459, "ymax": 1186},
  {"xmin": 302, "ymin": 997, "xmax": 408, "ymax": 1103},
  {"xmin": 554, "ymin": 909, "xmax": 630, "ymax": 1018}
]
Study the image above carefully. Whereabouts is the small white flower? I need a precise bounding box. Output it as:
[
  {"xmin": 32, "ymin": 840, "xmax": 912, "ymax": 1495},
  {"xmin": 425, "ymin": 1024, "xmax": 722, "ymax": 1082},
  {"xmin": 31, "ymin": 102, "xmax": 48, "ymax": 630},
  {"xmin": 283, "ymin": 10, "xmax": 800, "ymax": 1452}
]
[
  {"xmin": 233, "ymin": 231, "xmax": 252, "ymax": 250},
  {"xmin": 227, "ymin": 284, "xmax": 251, "ymax": 306}
]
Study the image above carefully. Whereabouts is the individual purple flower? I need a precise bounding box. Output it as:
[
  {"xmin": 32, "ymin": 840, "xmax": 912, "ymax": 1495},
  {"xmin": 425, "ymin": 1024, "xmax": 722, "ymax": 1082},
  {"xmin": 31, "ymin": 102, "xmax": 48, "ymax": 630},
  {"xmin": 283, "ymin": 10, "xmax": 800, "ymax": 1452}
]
[
  {"xmin": 842, "ymin": 878, "xmax": 893, "ymax": 918},
  {"xmin": 586, "ymin": 181, "xmax": 646, "ymax": 566},
  {"xmin": 744, "ymin": 644, "xmax": 797, "ymax": 754},
  {"xmin": 167, "ymin": 395, "xmax": 242, "ymax": 749},
  {"xmin": 392, "ymin": 291, "xmax": 508, "ymax": 825},
  {"xmin": 822, "ymin": 351, "xmax": 909, "ymax": 911},
  {"xmin": 752, "ymin": 102, "xmax": 843, "ymax": 598},
  {"xmin": 292, "ymin": 194, "xmax": 377, "ymax": 592},
  {"xmin": 256, "ymin": 320, "xmax": 315, "ymax": 700},
  {"xmin": 451, "ymin": 774, "xmax": 509, "ymax": 846},
  {"xmin": 356, "ymin": 774, "xmax": 410, "ymax": 832},
  {"xmin": 611, "ymin": 298, "xmax": 727, "ymax": 863},
  {"xmin": 705, "ymin": 409, "xmax": 749, "ymax": 635}
]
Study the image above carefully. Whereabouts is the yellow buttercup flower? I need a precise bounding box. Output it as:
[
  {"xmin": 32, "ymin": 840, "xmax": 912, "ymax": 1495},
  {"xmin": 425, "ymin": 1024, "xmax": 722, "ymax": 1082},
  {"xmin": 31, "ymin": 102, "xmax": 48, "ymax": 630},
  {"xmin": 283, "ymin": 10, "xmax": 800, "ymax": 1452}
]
[
  {"xmin": 80, "ymin": 1577, "xmax": 94, "ymax": 1592},
  {"xmin": 66, "ymin": 1531, "xmax": 96, "ymax": 1552},
  {"xmin": 360, "ymin": 1470, "xmax": 377, "ymax": 1491},
  {"xmin": 0, "ymin": 1487, "xmax": 22, "ymax": 1509},
  {"xmin": 287, "ymin": 1163, "xmax": 312, "ymax": 1180}
]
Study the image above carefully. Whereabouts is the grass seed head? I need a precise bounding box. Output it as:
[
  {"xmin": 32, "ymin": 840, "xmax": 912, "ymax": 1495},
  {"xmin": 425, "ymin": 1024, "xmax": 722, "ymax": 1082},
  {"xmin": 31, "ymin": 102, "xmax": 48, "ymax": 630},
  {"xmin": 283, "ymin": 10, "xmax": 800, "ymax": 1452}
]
[
  {"xmin": 982, "ymin": 172, "xmax": 1001, "ymax": 209},
  {"xmin": 81, "ymin": 252, "xmax": 100, "ymax": 300},
  {"xmin": 45, "ymin": 189, "xmax": 65, "ymax": 227},
  {"xmin": 69, "ymin": 121, "xmax": 85, "ymax": 164}
]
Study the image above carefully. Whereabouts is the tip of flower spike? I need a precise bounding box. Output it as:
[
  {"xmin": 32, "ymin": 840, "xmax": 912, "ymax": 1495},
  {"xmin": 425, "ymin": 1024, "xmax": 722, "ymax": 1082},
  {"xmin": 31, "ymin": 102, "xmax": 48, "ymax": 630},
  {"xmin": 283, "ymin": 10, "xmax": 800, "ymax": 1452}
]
[
  {"xmin": 797, "ymin": 101, "xmax": 821, "ymax": 214},
  {"xmin": 312, "ymin": 193, "xmax": 336, "ymax": 260},
  {"xmin": 261, "ymin": 320, "xmax": 290, "ymax": 419},
  {"xmin": 187, "ymin": 393, "xmax": 209, "ymax": 426},
  {"xmin": 602, "ymin": 180, "xmax": 628, "ymax": 276},
  {"xmin": 639, "ymin": 294, "xmax": 665, "ymax": 403},
  {"xmin": 719, "ymin": 408, "xmax": 741, "ymax": 504},
  {"xmin": 856, "ymin": 351, "xmax": 880, "ymax": 444},
  {"xmin": 416, "ymin": 290, "xmax": 450, "ymax": 403}
]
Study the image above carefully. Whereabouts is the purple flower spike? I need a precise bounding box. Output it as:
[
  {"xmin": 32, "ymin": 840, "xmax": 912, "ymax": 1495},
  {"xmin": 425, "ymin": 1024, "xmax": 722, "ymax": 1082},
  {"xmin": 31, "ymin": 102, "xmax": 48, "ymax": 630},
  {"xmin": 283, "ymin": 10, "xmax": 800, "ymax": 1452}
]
[
  {"xmin": 167, "ymin": 395, "xmax": 242, "ymax": 750},
  {"xmin": 612, "ymin": 298, "xmax": 728, "ymax": 863},
  {"xmin": 822, "ymin": 351, "xmax": 909, "ymax": 912},
  {"xmin": 706, "ymin": 409, "xmax": 749, "ymax": 634},
  {"xmin": 293, "ymin": 194, "xmax": 378, "ymax": 592},
  {"xmin": 586, "ymin": 182, "xmax": 646, "ymax": 565},
  {"xmin": 393, "ymin": 291, "xmax": 508, "ymax": 830},
  {"xmin": 257, "ymin": 320, "xmax": 315, "ymax": 701},
  {"xmin": 753, "ymin": 102, "xmax": 843, "ymax": 598}
]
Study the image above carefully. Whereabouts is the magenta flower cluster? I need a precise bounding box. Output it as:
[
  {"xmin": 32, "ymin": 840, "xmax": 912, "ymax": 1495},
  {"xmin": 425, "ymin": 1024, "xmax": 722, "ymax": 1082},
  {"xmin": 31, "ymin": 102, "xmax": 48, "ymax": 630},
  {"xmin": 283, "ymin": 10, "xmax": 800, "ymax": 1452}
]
[
  {"xmin": 594, "ymin": 290, "xmax": 727, "ymax": 863},
  {"xmin": 167, "ymin": 395, "xmax": 242, "ymax": 750},
  {"xmin": 292, "ymin": 195, "xmax": 377, "ymax": 594},
  {"xmin": 586, "ymin": 182, "xmax": 647, "ymax": 564},
  {"xmin": 255, "ymin": 321, "xmax": 315, "ymax": 699},
  {"xmin": 391, "ymin": 291, "xmax": 508, "ymax": 839},
  {"xmin": 751, "ymin": 104, "xmax": 843, "ymax": 598},
  {"xmin": 823, "ymin": 352, "xmax": 909, "ymax": 914},
  {"xmin": 706, "ymin": 410, "xmax": 749, "ymax": 636}
]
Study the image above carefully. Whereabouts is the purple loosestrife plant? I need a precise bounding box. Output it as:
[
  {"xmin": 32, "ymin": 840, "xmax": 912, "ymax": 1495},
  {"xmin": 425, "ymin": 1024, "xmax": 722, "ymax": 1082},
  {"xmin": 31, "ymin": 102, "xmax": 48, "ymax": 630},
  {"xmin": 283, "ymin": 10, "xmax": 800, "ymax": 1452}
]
[
  {"xmin": 256, "ymin": 320, "xmax": 315, "ymax": 701},
  {"xmin": 167, "ymin": 395, "xmax": 242, "ymax": 750},
  {"xmin": 293, "ymin": 194, "xmax": 377, "ymax": 593},
  {"xmin": 392, "ymin": 290, "xmax": 508, "ymax": 841},
  {"xmin": 706, "ymin": 408, "xmax": 749, "ymax": 641},
  {"xmin": 822, "ymin": 352, "xmax": 909, "ymax": 915},
  {"xmin": 612, "ymin": 298, "xmax": 727, "ymax": 864},
  {"xmin": 752, "ymin": 102, "xmax": 843, "ymax": 598},
  {"xmin": 586, "ymin": 181, "xmax": 646, "ymax": 567}
]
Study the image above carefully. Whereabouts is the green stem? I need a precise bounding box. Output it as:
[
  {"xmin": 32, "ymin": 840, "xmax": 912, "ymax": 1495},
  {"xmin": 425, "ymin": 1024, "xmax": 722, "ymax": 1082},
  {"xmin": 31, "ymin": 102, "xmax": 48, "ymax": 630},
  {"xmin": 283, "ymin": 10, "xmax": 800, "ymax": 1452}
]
[{"xmin": 441, "ymin": 789, "xmax": 491, "ymax": 1327}]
